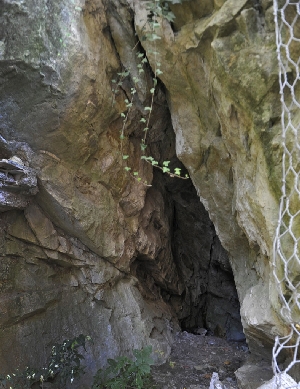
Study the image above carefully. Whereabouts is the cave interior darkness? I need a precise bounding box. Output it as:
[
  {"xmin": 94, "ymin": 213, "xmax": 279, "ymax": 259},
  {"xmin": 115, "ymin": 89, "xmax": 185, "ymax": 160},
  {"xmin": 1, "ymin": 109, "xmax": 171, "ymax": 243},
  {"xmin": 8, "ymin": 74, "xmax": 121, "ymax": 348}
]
[
  {"xmin": 132, "ymin": 168, "xmax": 245, "ymax": 343},
  {"xmin": 125, "ymin": 81, "xmax": 246, "ymax": 343}
]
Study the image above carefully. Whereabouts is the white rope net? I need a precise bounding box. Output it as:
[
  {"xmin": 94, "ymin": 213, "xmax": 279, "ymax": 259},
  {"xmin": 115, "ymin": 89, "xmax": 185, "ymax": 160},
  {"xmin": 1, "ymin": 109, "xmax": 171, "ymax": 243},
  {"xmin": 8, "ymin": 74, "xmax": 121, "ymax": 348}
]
[{"xmin": 272, "ymin": 0, "xmax": 300, "ymax": 387}]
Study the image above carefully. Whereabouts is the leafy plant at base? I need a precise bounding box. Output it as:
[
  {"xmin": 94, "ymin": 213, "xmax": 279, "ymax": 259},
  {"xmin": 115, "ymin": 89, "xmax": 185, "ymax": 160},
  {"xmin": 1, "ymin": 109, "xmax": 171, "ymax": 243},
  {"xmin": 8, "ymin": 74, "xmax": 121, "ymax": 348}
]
[
  {"xmin": 47, "ymin": 334, "xmax": 91, "ymax": 385},
  {"xmin": 112, "ymin": 0, "xmax": 189, "ymax": 185},
  {"xmin": 92, "ymin": 346, "xmax": 155, "ymax": 389},
  {"xmin": 0, "ymin": 334, "xmax": 91, "ymax": 389}
]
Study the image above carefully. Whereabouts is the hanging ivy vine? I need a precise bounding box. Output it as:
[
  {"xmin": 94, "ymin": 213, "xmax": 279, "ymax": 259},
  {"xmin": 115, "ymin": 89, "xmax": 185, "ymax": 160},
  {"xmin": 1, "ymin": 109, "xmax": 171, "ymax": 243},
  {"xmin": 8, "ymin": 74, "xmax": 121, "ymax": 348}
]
[{"xmin": 112, "ymin": 0, "xmax": 189, "ymax": 185}]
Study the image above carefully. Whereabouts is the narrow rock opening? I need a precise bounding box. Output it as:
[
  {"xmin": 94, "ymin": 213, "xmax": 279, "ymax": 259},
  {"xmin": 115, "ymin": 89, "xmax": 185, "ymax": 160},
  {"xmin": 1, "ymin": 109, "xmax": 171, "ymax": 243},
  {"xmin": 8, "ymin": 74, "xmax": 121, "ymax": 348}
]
[
  {"xmin": 130, "ymin": 85, "xmax": 245, "ymax": 343},
  {"xmin": 169, "ymin": 176, "xmax": 244, "ymax": 342},
  {"xmin": 131, "ymin": 169, "xmax": 245, "ymax": 342}
]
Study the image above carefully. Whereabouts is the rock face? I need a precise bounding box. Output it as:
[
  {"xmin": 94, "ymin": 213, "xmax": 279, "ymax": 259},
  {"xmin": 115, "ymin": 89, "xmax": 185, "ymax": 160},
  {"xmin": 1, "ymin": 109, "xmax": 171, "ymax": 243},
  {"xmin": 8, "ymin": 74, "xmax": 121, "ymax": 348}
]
[
  {"xmin": 0, "ymin": 1, "xmax": 178, "ymax": 384},
  {"xmin": 132, "ymin": 0, "xmax": 289, "ymax": 358},
  {"xmin": 0, "ymin": 0, "xmax": 295, "ymax": 386}
]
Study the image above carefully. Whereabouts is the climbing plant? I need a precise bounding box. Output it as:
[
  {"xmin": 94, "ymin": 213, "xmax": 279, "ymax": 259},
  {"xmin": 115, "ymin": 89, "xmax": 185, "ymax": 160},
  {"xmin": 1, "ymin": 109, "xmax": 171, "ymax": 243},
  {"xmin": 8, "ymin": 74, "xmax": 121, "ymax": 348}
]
[{"xmin": 112, "ymin": 0, "xmax": 189, "ymax": 185}]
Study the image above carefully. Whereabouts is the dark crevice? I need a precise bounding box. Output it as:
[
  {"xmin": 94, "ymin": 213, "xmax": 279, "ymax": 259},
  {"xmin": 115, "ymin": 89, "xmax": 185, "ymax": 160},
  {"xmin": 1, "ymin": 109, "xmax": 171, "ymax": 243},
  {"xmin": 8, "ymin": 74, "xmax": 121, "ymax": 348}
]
[
  {"xmin": 106, "ymin": 0, "xmax": 246, "ymax": 344},
  {"xmin": 132, "ymin": 164, "xmax": 245, "ymax": 342},
  {"xmin": 129, "ymin": 82, "xmax": 245, "ymax": 342}
]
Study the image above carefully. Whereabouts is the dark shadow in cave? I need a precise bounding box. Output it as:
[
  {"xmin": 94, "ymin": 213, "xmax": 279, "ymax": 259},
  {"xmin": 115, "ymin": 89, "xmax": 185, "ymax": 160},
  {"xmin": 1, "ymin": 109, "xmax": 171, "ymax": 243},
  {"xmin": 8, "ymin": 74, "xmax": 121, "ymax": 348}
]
[
  {"xmin": 165, "ymin": 174, "xmax": 245, "ymax": 342},
  {"xmin": 128, "ymin": 82, "xmax": 245, "ymax": 342},
  {"xmin": 132, "ymin": 168, "xmax": 245, "ymax": 343}
]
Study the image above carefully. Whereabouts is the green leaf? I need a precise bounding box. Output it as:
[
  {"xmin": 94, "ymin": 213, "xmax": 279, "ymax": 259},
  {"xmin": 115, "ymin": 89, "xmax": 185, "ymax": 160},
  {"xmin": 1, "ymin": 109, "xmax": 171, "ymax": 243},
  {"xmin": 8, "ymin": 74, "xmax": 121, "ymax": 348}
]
[
  {"xmin": 140, "ymin": 118, "xmax": 147, "ymax": 123},
  {"xmin": 120, "ymin": 113, "xmax": 125, "ymax": 118},
  {"xmin": 141, "ymin": 144, "xmax": 147, "ymax": 151},
  {"xmin": 149, "ymin": 34, "xmax": 161, "ymax": 41},
  {"xmin": 133, "ymin": 172, "xmax": 138, "ymax": 176},
  {"xmin": 164, "ymin": 11, "xmax": 176, "ymax": 22},
  {"xmin": 163, "ymin": 160, "xmax": 170, "ymax": 167},
  {"xmin": 151, "ymin": 160, "xmax": 158, "ymax": 166},
  {"xmin": 174, "ymin": 168, "xmax": 181, "ymax": 175},
  {"xmin": 163, "ymin": 167, "xmax": 170, "ymax": 173},
  {"xmin": 124, "ymin": 167, "xmax": 131, "ymax": 172},
  {"xmin": 144, "ymin": 107, "xmax": 152, "ymax": 111},
  {"xmin": 150, "ymin": 88, "xmax": 155, "ymax": 94},
  {"xmin": 142, "ymin": 156, "xmax": 154, "ymax": 162},
  {"xmin": 133, "ymin": 346, "xmax": 153, "ymax": 364},
  {"xmin": 122, "ymin": 155, "xmax": 129, "ymax": 160}
]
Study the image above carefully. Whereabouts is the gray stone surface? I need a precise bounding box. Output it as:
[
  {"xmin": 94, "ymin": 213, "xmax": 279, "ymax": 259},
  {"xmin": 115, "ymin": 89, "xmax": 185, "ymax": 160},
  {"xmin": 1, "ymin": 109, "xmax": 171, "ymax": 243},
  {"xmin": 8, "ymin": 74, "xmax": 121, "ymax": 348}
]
[
  {"xmin": 235, "ymin": 362, "xmax": 274, "ymax": 389},
  {"xmin": 0, "ymin": 0, "xmax": 297, "ymax": 387},
  {"xmin": 0, "ymin": 140, "xmax": 38, "ymax": 211},
  {"xmin": 132, "ymin": 0, "xmax": 289, "ymax": 358},
  {"xmin": 0, "ymin": 208, "xmax": 176, "ymax": 387}
]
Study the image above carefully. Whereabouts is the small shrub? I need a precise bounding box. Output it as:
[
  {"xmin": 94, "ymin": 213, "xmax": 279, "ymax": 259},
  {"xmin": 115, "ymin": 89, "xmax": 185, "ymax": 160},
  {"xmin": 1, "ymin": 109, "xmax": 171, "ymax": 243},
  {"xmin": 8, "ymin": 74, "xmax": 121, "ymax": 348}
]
[
  {"xmin": 47, "ymin": 334, "xmax": 91, "ymax": 385},
  {"xmin": 0, "ymin": 334, "xmax": 91, "ymax": 388},
  {"xmin": 92, "ymin": 346, "xmax": 156, "ymax": 389}
]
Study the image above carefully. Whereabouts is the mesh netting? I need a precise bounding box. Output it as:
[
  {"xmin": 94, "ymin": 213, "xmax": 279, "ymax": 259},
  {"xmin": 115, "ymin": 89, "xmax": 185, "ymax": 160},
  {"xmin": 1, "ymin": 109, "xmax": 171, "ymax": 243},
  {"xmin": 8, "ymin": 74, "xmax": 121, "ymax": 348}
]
[{"xmin": 272, "ymin": 0, "xmax": 300, "ymax": 387}]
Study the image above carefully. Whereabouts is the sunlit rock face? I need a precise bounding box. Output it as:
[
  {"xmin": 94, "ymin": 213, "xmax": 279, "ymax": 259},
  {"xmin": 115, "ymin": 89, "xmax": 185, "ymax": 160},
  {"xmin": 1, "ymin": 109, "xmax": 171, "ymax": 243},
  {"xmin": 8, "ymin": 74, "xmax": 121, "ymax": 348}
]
[
  {"xmin": 131, "ymin": 0, "xmax": 288, "ymax": 359},
  {"xmin": 0, "ymin": 1, "xmax": 177, "ymax": 385},
  {"xmin": 0, "ymin": 0, "xmax": 294, "ymax": 385}
]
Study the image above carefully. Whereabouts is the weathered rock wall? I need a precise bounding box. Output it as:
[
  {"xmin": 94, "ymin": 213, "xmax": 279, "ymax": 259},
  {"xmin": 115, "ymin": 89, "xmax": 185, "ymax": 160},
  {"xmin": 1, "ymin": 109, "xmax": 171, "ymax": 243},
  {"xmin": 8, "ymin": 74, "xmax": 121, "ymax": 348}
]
[
  {"xmin": 0, "ymin": 0, "xmax": 178, "ymax": 384},
  {"xmin": 131, "ymin": 0, "xmax": 287, "ymax": 359},
  {"xmin": 0, "ymin": 0, "xmax": 295, "ymax": 385}
]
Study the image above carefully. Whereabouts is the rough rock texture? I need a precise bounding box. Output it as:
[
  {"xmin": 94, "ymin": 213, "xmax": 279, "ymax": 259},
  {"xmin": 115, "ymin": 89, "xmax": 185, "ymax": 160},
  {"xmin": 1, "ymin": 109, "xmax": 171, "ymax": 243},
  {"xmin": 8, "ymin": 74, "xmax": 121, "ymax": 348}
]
[
  {"xmin": 0, "ymin": 0, "xmax": 295, "ymax": 386},
  {"xmin": 132, "ymin": 0, "xmax": 289, "ymax": 360},
  {"xmin": 235, "ymin": 363, "xmax": 274, "ymax": 389},
  {"xmin": 0, "ymin": 0, "xmax": 244, "ymax": 385},
  {"xmin": 0, "ymin": 205, "xmax": 176, "ymax": 377},
  {"xmin": 0, "ymin": 0, "xmax": 176, "ymax": 384},
  {"xmin": 0, "ymin": 138, "xmax": 38, "ymax": 211}
]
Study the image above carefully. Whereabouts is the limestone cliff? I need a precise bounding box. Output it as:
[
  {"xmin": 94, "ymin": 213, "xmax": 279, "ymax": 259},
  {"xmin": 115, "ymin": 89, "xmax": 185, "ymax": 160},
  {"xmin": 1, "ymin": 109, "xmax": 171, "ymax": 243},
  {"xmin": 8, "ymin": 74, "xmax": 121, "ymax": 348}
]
[
  {"xmin": 0, "ymin": 0, "xmax": 294, "ymax": 386},
  {"xmin": 131, "ymin": 0, "xmax": 287, "ymax": 358}
]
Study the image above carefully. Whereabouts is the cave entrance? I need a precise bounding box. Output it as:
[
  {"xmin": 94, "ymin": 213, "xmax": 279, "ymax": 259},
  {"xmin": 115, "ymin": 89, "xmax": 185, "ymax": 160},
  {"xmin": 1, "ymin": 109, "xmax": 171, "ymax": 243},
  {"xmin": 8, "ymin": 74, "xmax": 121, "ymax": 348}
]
[
  {"xmin": 128, "ymin": 82, "xmax": 244, "ymax": 342},
  {"xmin": 167, "ymin": 176, "xmax": 245, "ymax": 342},
  {"xmin": 132, "ymin": 170, "xmax": 245, "ymax": 343}
]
